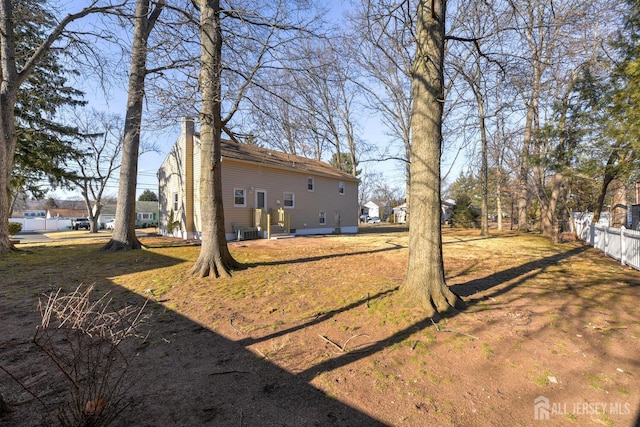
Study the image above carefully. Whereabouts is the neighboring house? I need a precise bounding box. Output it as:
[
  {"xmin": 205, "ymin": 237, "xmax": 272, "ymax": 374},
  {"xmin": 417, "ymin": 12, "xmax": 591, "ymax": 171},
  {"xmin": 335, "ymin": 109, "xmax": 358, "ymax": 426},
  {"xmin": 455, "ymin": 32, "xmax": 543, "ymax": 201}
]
[
  {"xmin": 135, "ymin": 201, "xmax": 159, "ymax": 227},
  {"xmin": 157, "ymin": 118, "xmax": 360, "ymax": 240},
  {"xmin": 95, "ymin": 205, "xmax": 116, "ymax": 228},
  {"xmin": 10, "ymin": 209, "xmax": 46, "ymax": 218},
  {"xmin": 388, "ymin": 200, "xmax": 455, "ymax": 224},
  {"xmin": 24, "ymin": 210, "xmax": 46, "ymax": 218},
  {"xmin": 442, "ymin": 199, "xmax": 455, "ymax": 224},
  {"xmin": 47, "ymin": 208, "xmax": 88, "ymax": 219},
  {"xmin": 392, "ymin": 203, "xmax": 407, "ymax": 224},
  {"xmin": 363, "ymin": 200, "xmax": 392, "ymax": 220},
  {"xmin": 95, "ymin": 202, "xmax": 159, "ymax": 229}
]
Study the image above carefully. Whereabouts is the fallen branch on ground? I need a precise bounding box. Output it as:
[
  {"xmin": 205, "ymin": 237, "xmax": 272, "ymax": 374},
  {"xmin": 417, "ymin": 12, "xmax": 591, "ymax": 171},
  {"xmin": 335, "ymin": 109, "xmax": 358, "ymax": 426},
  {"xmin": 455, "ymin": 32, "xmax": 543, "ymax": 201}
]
[
  {"xmin": 318, "ymin": 333, "xmax": 370, "ymax": 352},
  {"xmin": 229, "ymin": 319, "xmax": 244, "ymax": 336},
  {"xmin": 431, "ymin": 318, "xmax": 478, "ymax": 340}
]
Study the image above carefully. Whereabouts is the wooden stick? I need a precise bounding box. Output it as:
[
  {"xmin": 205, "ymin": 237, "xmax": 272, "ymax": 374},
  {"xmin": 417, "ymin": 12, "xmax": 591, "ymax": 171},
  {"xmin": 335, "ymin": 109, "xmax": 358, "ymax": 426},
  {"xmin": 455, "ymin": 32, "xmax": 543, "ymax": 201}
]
[
  {"xmin": 318, "ymin": 334, "xmax": 345, "ymax": 352},
  {"xmin": 431, "ymin": 318, "xmax": 478, "ymax": 340}
]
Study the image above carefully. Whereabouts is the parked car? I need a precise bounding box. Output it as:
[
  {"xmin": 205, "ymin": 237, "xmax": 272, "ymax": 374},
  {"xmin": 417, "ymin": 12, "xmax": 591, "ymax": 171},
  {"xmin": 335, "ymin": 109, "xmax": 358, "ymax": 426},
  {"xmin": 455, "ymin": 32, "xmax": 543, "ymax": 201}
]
[
  {"xmin": 367, "ymin": 216, "xmax": 381, "ymax": 224},
  {"xmin": 105, "ymin": 219, "xmax": 116, "ymax": 230},
  {"xmin": 71, "ymin": 218, "xmax": 90, "ymax": 230}
]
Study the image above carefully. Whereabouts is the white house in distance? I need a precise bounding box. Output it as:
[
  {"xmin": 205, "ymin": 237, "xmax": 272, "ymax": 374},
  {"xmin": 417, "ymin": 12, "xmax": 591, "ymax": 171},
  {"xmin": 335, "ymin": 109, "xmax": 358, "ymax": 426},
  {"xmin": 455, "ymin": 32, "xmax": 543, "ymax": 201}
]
[
  {"xmin": 95, "ymin": 201, "xmax": 159, "ymax": 229},
  {"xmin": 157, "ymin": 118, "xmax": 360, "ymax": 240},
  {"xmin": 362, "ymin": 199, "xmax": 392, "ymax": 221}
]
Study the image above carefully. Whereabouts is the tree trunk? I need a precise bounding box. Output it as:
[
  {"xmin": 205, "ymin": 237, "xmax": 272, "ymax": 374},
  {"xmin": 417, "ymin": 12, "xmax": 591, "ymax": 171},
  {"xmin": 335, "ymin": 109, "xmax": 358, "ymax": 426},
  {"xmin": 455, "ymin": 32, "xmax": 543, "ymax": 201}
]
[
  {"xmin": 611, "ymin": 180, "xmax": 627, "ymax": 228},
  {"xmin": 517, "ymin": 101, "xmax": 535, "ymax": 231},
  {"xmin": 0, "ymin": 0, "xmax": 19, "ymax": 254},
  {"xmin": 402, "ymin": 0, "xmax": 463, "ymax": 315},
  {"xmin": 546, "ymin": 172, "xmax": 564, "ymax": 242},
  {"xmin": 405, "ymin": 142, "xmax": 411, "ymax": 227},
  {"xmin": 189, "ymin": 0, "xmax": 240, "ymax": 278},
  {"xmin": 496, "ymin": 178, "xmax": 503, "ymax": 231},
  {"xmin": 84, "ymin": 193, "xmax": 100, "ymax": 234},
  {"xmin": 593, "ymin": 151, "xmax": 619, "ymax": 224},
  {"xmin": 478, "ymin": 90, "xmax": 489, "ymax": 237},
  {"xmin": 102, "ymin": 0, "xmax": 163, "ymax": 251}
]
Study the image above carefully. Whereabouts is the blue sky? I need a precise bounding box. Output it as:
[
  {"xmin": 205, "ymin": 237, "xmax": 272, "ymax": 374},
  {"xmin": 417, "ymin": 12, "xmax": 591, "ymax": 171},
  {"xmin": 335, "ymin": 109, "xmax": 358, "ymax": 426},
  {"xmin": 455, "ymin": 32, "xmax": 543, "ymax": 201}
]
[
  {"xmin": 51, "ymin": 0, "xmax": 423, "ymax": 202},
  {"xmin": 52, "ymin": 0, "xmax": 403, "ymax": 199}
]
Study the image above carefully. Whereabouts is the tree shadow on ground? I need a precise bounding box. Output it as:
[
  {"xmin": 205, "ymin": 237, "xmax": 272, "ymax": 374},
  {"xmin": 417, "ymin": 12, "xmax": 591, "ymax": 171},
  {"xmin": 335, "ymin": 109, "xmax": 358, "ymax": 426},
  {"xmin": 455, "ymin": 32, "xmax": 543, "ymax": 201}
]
[
  {"xmin": 2, "ymin": 237, "xmax": 635, "ymax": 426},
  {"xmin": 449, "ymin": 245, "xmax": 591, "ymax": 299},
  {"xmin": 245, "ymin": 242, "xmax": 406, "ymax": 268},
  {"xmin": 0, "ymin": 248, "xmax": 384, "ymax": 426},
  {"xmin": 237, "ymin": 287, "xmax": 399, "ymax": 347},
  {"xmin": 285, "ymin": 244, "xmax": 595, "ymax": 384}
]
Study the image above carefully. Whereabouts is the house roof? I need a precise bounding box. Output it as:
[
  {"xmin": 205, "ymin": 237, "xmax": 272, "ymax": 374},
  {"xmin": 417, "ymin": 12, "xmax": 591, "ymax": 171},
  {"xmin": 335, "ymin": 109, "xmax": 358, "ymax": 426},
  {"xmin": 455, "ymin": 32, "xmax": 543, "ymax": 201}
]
[
  {"xmin": 48, "ymin": 209, "xmax": 87, "ymax": 218},
  {"xmin": 213, "ymin": 138, "xmax": 359, "ymax": 182},
  {"xmin": 364, "ymin": 199, "xmax": 390, "ymax": 208},
  {"xmin": 136, "ymin": 200, "xmax": 159, "ymax": 212},
  {"xmin": 98, "ymin": 202, "xmax": 158, "ymax": 217}
]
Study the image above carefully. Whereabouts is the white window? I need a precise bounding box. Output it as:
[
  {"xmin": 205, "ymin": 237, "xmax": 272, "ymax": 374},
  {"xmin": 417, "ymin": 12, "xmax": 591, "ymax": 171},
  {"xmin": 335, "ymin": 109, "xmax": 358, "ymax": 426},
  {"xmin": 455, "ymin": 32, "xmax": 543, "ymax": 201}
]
[
  {"xmin": 138, "ymin": 213, "xmax": 152, "ymax": 220},
  {"xmin": 319, "ymin": 211, "xmax": 326, "ymax": 225},
  {"xmin": 283, "ymin": 192, "xmax": 295, "ymax": 208},
  {"xmin": 307, "ymin": 177, "xmax": 314, "ymax": 192},
  {"xmin": 173, "ymin": 193, "xmax": 179, "ymax": 211},
  {"xmin": 338, "ymin": 181, "xmax": 345, "ymax": 195},
  {"xmin": 234, "ymin": 188, "xmax": 246, "ymax": 207}
]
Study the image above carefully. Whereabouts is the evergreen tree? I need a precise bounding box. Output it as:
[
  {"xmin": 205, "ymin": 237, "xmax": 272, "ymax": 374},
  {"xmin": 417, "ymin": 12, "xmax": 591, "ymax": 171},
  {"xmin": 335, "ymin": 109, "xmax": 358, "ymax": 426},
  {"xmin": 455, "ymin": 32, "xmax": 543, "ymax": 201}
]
[
  {"xmin": 12, "ymin": 0, "xmax": 85, "ymax": 202},
  {"xmin": 451, "ymin": 194, "xmax": 480, "ymax": 228},
  {"xmin": 330, "ymin": 152, "xmax": 361, "ymax": 176},
  {"xmin": 138, "ymin": 189, "xmax": 158, "ymax": 201},
  {"xmin": 569, "ymin": 0, "xmax": 640, "ymax": 222}
]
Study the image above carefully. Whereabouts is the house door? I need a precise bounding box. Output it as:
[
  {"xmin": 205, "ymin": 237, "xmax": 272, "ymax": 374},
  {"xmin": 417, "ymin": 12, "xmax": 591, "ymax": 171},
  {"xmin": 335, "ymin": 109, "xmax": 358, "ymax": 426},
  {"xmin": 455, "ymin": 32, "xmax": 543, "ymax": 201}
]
[
  {"xmin": 256, "ymin": 190, "xmax": 267, "ymax": 210},
  {"xmin": 334, "ymin": 210, "xmax": 342, "ymax": 230}
]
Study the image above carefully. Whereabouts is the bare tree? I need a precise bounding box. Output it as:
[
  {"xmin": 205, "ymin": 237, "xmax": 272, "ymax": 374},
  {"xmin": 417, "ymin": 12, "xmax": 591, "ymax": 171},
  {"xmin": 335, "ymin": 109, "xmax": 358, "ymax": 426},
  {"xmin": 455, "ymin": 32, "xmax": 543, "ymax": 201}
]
[
  {"xmin": 69, "ymin": 110, "xmax": 124, "ymax": 233},
  {"xmin": 505, "ymin": 0, "xmax": 612, "ymax": 231},
  {"xmin": 350, "ymin": 0, "xmax": 414, "ymax": 209},
  {"xmin": 188, "ymin": 0, "xmax": 240, "ymax": 277},
  {"xmin": 188, "ymin": 0, "xmax": 321, "ymax": 278},
  {"xmin": 447, "ymin": 0, "xmax": 513, "ymax": 237},
  {"xmin": 402, "ymin": 0, "xmax": 464, "ymax": 314},
  {"xmin": 102, "ymin": 0, "xmax": 164, "ymax": 251}
]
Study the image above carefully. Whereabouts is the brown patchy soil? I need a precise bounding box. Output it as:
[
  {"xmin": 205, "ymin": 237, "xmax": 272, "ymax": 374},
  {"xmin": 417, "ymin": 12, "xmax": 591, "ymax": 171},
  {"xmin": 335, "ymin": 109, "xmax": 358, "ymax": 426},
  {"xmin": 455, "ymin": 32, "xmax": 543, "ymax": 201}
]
[{"xmin": 1, "ymin": 226, "xmax": 639, "ymax": 426}]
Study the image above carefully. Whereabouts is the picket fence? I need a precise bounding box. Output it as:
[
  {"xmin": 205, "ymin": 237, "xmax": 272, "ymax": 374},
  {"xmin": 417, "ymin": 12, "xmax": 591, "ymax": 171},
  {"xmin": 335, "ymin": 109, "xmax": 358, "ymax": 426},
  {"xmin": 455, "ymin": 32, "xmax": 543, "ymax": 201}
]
[
  {"xmin": 9, "ymin": 217, "xmax": 72, "ymax": 232},
  {"xmin": 574, "ymin": 218, "xmax": 640, "ymax": 271}
]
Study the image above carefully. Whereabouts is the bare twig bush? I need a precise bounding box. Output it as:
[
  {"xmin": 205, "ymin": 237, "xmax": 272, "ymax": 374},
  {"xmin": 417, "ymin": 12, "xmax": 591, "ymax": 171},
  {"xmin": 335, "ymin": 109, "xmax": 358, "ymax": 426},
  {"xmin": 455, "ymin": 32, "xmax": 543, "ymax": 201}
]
[{"xmin": 34, "ymin": 285, "xmax": 149, "ymax": 427}]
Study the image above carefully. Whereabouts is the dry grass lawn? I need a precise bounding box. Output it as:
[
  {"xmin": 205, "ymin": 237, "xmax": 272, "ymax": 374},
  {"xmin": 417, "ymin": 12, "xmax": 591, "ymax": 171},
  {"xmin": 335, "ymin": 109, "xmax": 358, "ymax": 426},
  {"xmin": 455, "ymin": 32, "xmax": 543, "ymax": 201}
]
[{"xmin": 1, "ymin": 226, "xmax": 639, "ymax": 426}]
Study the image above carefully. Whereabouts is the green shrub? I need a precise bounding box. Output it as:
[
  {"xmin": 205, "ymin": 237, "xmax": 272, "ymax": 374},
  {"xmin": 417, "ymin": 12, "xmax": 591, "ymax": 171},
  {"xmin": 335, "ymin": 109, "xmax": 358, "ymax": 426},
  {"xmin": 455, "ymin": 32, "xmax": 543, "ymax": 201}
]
[
  {"xmin": 8, "ymin": 222, "xmax": 22, "ymax": 236},
  {"xmin": 166, "ymin": 210, "xmax": 180, "ymax": 235}
]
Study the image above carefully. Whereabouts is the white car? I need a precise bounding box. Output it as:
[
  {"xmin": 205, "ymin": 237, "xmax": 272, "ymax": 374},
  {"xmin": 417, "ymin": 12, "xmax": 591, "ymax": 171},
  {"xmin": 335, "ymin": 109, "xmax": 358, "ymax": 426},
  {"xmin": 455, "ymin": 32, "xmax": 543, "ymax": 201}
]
[
  {"xmin": 367, "ymin": 216, "xmax": 381, "ymax": 224},
  {"xmin": 105, "ymin": 219, "xmax": 116, "ymax": 230}
]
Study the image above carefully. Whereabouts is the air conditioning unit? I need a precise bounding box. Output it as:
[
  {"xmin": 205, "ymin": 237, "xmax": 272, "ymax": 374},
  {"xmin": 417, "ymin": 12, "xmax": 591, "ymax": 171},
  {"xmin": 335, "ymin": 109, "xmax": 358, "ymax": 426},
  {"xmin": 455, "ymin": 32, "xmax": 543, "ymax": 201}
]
[{"xmin": 236, "ymin": 227, "xmax": 259, "ymax": 240}]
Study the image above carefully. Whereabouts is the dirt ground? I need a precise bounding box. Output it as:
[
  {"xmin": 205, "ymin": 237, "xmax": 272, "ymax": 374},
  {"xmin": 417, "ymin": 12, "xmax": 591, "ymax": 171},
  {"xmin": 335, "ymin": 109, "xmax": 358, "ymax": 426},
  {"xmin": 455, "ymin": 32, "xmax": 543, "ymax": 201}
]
[{"xmin": 1, "ymin": 226, "xmax": 639, "ymax": 426}]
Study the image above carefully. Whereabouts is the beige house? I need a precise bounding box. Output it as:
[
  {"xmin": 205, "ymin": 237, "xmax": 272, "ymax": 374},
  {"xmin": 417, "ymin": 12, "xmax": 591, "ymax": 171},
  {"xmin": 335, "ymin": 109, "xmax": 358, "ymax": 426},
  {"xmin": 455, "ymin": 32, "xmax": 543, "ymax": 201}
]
[{"xmin": 157, "ymin": 118, "xmax": 360, "ymax": 240}]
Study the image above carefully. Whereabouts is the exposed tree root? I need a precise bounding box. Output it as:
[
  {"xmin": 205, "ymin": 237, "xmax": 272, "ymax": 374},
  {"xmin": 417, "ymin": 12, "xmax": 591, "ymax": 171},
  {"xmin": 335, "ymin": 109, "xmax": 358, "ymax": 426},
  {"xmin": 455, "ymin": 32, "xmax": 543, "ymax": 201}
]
[
  {"xmin": 0, "ymin": 241, "xmax": 20, "ymax": 255},
  {"xmin": 189, "ymin": 257, "xmax": 233, "ymax": 279},
  {"xmin": 431, "ymin": 288, "xmax": 466, "ymax": 316},
  {"xmin": 100, "ymin": 238, "xmax": 145, "ymax": 252},
  {"xmin": 400, "ymin": 282, "xmax": 466, "ymax": 317}
]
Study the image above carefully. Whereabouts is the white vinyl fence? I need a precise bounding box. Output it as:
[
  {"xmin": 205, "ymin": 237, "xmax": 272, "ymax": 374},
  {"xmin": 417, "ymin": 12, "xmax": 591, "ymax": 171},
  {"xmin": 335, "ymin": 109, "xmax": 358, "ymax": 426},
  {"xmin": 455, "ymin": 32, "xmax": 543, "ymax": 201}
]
[
  {"xmin": 574, "ymin": 216, "xmax": 640, "ymax": 271},
  {"xmin": 9, "ymin": 217, "xmax": 72, "ymax": 232}
]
